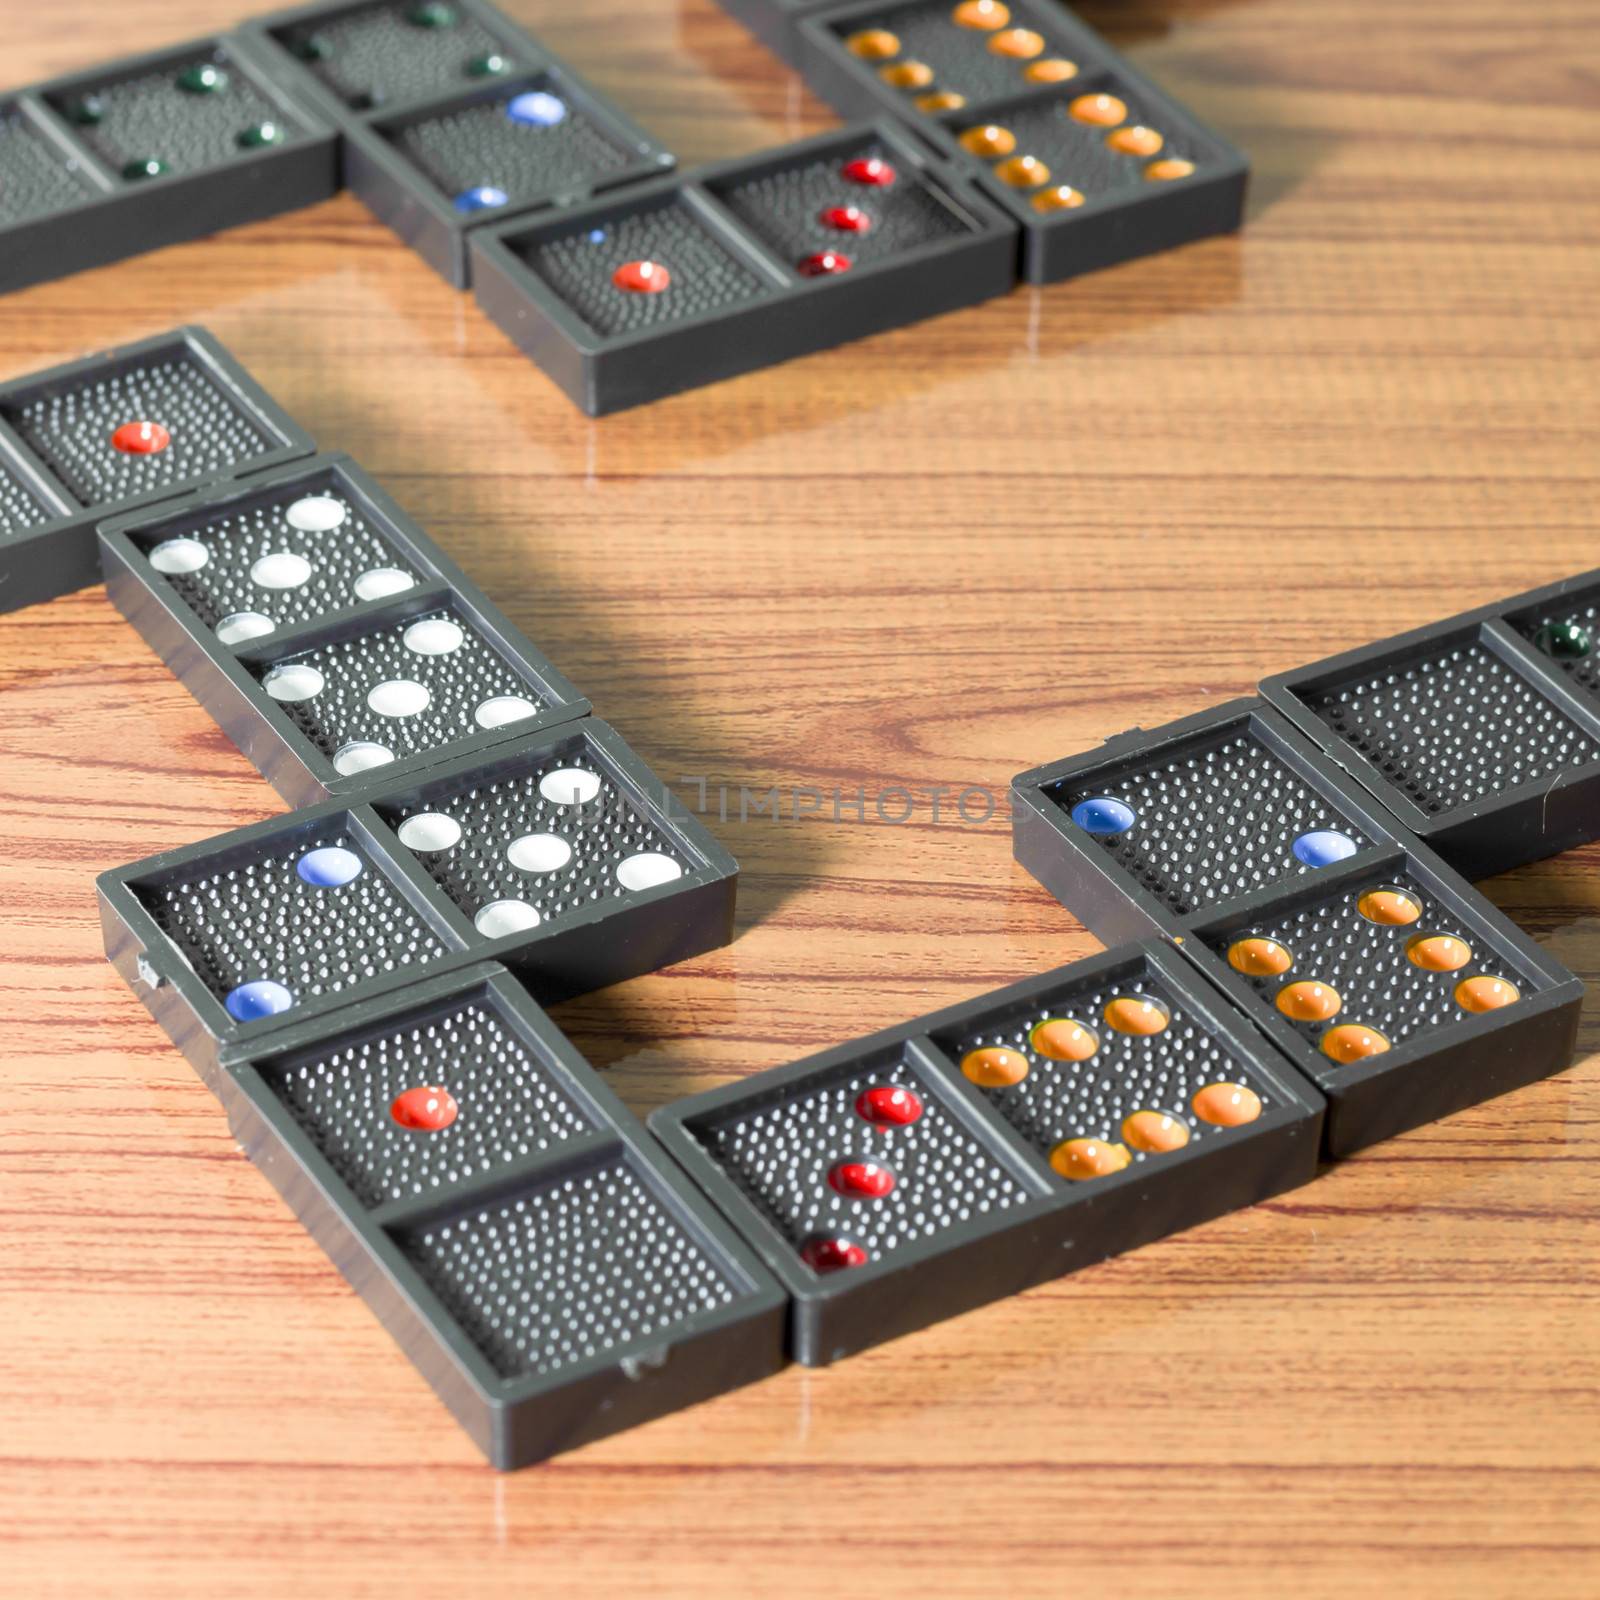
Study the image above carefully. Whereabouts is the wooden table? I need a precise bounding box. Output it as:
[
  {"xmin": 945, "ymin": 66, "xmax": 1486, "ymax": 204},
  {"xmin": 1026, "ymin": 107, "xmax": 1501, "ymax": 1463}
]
[{"xmin": 3, "ymin": 2, "xmax": 1597, "ymax": 1594}]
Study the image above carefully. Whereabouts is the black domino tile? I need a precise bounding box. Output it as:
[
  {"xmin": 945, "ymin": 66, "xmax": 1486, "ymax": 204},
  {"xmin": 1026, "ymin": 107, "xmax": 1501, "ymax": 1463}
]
[
  {"xmin": 1260, "ymin": 614, "xmax": 1600, "ymax": 879},
  {"xmin": 216, "ymin": 965, "xmax": 785, "ymax": 1468},
  {"xmin": 1011, "ymin": 697, "xmax": 1415, "ymax": 946},
  {"xmin": 652, "ymin": 939, "xmax": 1322, "ymax": 1365},
  {"xmin": 340, "ymin": 66, "xmax": 674, "ymax": 287},
  {"xmin": 1183, "ymin": 844, "xmax": 1583, "ymax": 1156},
  {"xmin": 471, "ymin": 121, "xmax": 1018, "ymax": 415},
  {"xmin": 0, "ymin": 327, "xmax": 315, "ymax": 615},
  {"xmin": 100, "ymin": 452, "xmax": 589, "ymax": 806},
  {"xmin": 797, "ymin": 0, "xmax": 1246, "ymax": 282},
  {"xmin": 98, "ymin": 719, "xmax": 737, "ymax": 1088},
  {"xmin": 0, "ymin": 36, "xmax": 338, "ymax": 297}
]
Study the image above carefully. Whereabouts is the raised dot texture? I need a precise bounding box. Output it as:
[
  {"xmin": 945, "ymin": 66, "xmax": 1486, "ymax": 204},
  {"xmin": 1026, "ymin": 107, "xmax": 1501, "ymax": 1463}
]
[
  {"xmin": 946, "ymin": 971, "xmax": 1274, "ymax": 1169},
  {"xmin": 1307, "ymin": 638, "xmax": 1600, "ymax": 813},
  {"xmin": 697, "ymin": 1056, "xmax": 1028, "ymax": 1271},
  {"xmin": 1061, "ymin": 723, "xmax": 1369, "ymax": 916},
  {"xmin": 267, "ymin": 992, "xmax": 592, "ymax": 1205},
  {"xmin": 402, "ymin": 1157, "xmax": 734, "ymax": 1378},
  {"xmin": 1211, "ymin": 872, "xmax": 1535, "ymax": 1058},
  {"xmin": 142, "ymin": 826, "xmax": 449, "ymax": 1016}
]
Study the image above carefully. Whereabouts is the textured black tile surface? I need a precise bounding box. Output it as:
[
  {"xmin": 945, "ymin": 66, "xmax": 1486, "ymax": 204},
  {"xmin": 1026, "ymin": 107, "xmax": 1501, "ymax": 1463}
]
[
  {"xmin": 1187, "ymin": 845, "xmax": 1584, "ymax": 1155},
  {"xmin": 1012, "ymin": 697, "xmax": 1411, "ymax": 944},
  {"xmin": 1261, "ymin": 618, "xmax": 1600, "ymax": 877},
  {"xmin": 222, "ymin": 968, "xmax": 787, "ymax": 1468}
]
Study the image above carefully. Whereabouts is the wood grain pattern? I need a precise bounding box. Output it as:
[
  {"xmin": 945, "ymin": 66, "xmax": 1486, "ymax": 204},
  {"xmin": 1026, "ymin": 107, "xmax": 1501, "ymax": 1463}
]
[{"xmin": 2, "ymin": 2, "xmax": 1597, "ymax": 1594}]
